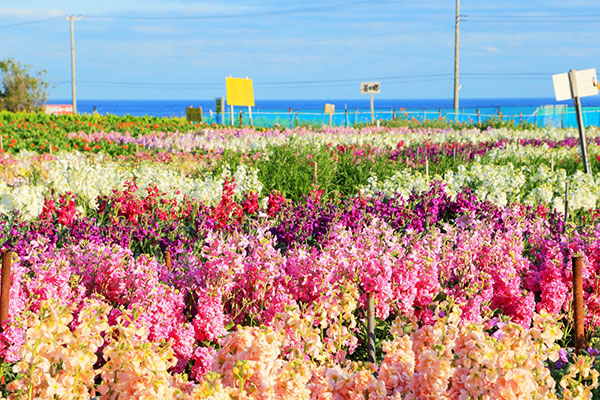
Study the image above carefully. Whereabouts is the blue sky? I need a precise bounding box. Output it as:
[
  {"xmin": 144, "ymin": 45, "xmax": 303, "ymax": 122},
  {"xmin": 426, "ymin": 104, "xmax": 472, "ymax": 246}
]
[{"xmin": 2, "ymin": 0, "xmax": 600, "ymax": 100}]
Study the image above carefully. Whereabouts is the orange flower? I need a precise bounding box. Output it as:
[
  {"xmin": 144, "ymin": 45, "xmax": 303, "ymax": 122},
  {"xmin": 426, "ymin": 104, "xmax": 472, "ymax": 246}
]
[
  {"xmin": 84, "ymin": 145, "xmax": 91, "ymax": 151},
  {"xmin": 122, "ymin": 145, "xmax": 128, "ymax": 149}
]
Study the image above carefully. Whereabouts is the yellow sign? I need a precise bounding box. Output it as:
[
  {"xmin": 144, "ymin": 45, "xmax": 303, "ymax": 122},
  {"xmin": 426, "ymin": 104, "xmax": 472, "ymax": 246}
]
[
  {"xmin": 186, "ymin": 107, "xmax": 203, "ymax": 122},
  {"xmin": 226, "ymin": 77, "xmax": 255, "ymax": 107},
  {"xmin": 324, "ymin": 103, "xmax": 335, "ymax": 114}
]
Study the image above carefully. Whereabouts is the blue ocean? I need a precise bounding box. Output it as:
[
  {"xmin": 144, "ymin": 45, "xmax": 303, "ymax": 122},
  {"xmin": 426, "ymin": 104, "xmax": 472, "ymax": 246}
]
[{"xmin": 46, "ymin": 98, "xmax": 600, "ymax": 128}]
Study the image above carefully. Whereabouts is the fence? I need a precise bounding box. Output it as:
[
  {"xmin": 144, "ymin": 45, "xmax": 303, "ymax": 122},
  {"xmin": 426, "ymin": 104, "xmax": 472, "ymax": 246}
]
[{"xmin": 200, "ymin": 105, "xmax": 600, "ymax": 129}]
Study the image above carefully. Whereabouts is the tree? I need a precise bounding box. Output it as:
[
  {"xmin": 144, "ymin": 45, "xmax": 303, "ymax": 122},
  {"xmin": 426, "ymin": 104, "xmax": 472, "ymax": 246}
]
[{"xmin": 0, "ymin": 58, "xmax": 49, "ymax": 112}]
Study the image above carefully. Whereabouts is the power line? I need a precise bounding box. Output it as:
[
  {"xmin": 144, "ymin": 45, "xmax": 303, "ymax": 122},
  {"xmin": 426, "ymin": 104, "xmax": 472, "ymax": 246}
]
[
  {"xmin": 81, "ymin": 0, "xmax": 405, "ymax": 21},
  {"xmin": 464, "ymin": 14, "xmax": 600, "ymax": 23},
  {"xmin": 0, "ymin": 16, "xmax": 63, "ymax": 29},
  {"xmin": 48, "ymin": 72, "xmax": 552, "ymax": 90}
]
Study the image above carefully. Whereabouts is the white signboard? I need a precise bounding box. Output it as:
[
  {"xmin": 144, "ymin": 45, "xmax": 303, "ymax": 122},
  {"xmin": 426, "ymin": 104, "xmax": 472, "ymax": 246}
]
[
  {"xmin": 360, "ymin": 82, "xmax": 381, "ymax": 94},
  {"xmin": 44, "ymin": 104, "xmax": 74, "ymax": 115},
  {"xmin": 552, "ymin": 68, "xmax": 598, "ymax": 101}
]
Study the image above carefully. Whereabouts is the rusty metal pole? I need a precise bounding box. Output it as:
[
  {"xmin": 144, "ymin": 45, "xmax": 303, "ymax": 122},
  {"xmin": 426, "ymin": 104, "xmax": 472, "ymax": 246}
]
[
  {"xmin": 573, "ymin": 256, "xmax": 585, "ymax": 354},
  {"xmin": 0, "ymin": 250, "xmax": 12, "ymax": 331},
  {"xmin": 367, "ymin": 293, "xmax": 376, "ymax": 363}
]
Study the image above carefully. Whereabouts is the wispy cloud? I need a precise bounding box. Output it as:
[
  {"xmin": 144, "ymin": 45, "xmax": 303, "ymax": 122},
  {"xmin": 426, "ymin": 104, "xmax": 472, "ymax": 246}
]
[
  {"xmin": 131, "ymin": 25, "xmax": 182, "ymax": 35},
  {"xmin": 483, "ymin": 45, "xmax": 499, "ymax": 53}
]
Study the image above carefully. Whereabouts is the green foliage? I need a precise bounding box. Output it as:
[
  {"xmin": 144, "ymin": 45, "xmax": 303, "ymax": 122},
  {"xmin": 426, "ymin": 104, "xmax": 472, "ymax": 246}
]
[
  {"xmin": 0, "ymin": 58, "xmax": 49, "ymax": 112},
  {"xmin": 354, "ymin": 113, "xmax": 540, "ymax": 131}
]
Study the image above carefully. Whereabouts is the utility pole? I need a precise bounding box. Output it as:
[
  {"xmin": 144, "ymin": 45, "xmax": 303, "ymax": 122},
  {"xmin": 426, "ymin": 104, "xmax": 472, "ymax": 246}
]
[
  {"xmin": 67, "ymin": 15, "xmax": 81, "ymax": 114},
  {"xmin": 453, "ymin": 0, "xmax": 460, "ymax": 119}
]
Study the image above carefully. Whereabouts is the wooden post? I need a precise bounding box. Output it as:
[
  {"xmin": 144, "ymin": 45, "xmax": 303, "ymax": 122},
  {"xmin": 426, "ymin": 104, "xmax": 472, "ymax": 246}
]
[
  {"xmin": 367, "ymin": 293, "xmax": 376, "ymax": 363},
  {"xmin": 313, "ymin": 162, "xmax": 318, "ymax": 186},
  {"xmin": 453, "ymin": 146, "xmax": 457, "ymax": 161},
  {"xmin": 239, "ymin": 110, "xmax": 243, "ymax": 127},
  {"xmin": 370, "ymin": 93, "xmax": 375, "ymax": 123},
  {"xmin": 569, "ymin": 70, "xmax": 592, "ymax": 174},
  {"xmin": 329, "ymin": 113, "xmax": 333, "ymax": 127},
  {"xmin": 425, "ymin": 156, "xmax": 429, "ymax": 179},
  {"xmin": 0, "ymin": 250, "xmax": 11, "ymax": 330},
  {"xmin": 248, "ymin": 106, "xmax": 253, "ymax": 127},
  {"xmin": 573, "ymin": 256, "xmax": 585, "ymax": 354},
  {"xmin": 164, "ymin": 250, "xmax": 172, "ymax": 271},
  {"xmin": 550, "ymin": 153, "xmax": 555, "ymax": 172},
  {"xmin": 564, "ymin": 180, "xmax": 569, "ymax": 230},
  {"xmin": 136, "ymin": 141, "xmax": 139, "ymax": 154},
  {"xmin": 345, "ymin": 106, "xmax": 349, "ymax": 127},
  {"xmin": 230, "ymin": 105, "xmax": 234, "ymax": 126}
]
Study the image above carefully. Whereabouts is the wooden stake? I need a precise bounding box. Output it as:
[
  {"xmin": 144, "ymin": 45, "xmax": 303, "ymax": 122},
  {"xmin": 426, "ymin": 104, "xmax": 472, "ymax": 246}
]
[
  {"xmin": 550, "ymin": 153, "xmax": 555, "ymax": 172},
  {"xmin": 136, "ymin": 142, "xmax": 139, "ymax": 154},
  {"xmin": 313, "ymin": 162, "xmax": 318, "ymax": 186},
  {"xmin": 572, "ymin": 256, "xmax": 585, "ymax": 354},
  {"xmin": 0, "ymin": 250, "xmax": 11, "ymax": 331},
  {"xmin": 248, "ymin": 106, "xmax": 253, "ymax": 127},
  {"xmin": 367, "ymin": 293, "xmax": 376, "ymax": 363},
  {"xmin": 329, "ymin": 113, "xmax": 333, "ymax": 127},
  {"xmin": 564, "ymin": 180, "xmax": 569, "ymax": 229},
  {"xmin": 425, "ymin": 156, "xmax": 429, "ymax": 179},
  {"xmin": 164, "ymin": 250, "xmax": 172, "ymax": 271},
  {"xmin": 345, "ymin": 107, "xmax": 349, "ymax": 127},
  {"xmin": 370, "ymin": 93, "xmax": 375, "ymax": 124}
]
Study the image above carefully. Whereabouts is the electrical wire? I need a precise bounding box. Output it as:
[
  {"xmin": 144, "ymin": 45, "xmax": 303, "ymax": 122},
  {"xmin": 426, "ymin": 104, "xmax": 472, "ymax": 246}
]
[
  {"xmin": 48, "ymin": 72, "xmax": 552, "ymax": 90},
  {"xmin": 464, "ymin": 13, "xmax": 600, "ymax": 23},
  {"xmin": 0, "ymin": 16, "xmax": 63, "ymax": 29},
  {"xmin": 81, "ymin": 0, "xmax": 405, "ymax": 21}
]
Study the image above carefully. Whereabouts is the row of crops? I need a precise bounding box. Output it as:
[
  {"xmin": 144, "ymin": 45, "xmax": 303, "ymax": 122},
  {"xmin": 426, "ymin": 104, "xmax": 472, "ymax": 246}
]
[{"xmin": 1, "ymin": 113, "xmax": 600, "ymax": 398}]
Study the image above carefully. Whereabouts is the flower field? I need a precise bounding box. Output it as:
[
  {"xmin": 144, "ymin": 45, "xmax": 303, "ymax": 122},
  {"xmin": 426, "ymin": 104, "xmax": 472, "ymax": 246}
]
[{"xmin": 2, "ymin": 113, "xmax": 600, "ymax": 398}]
